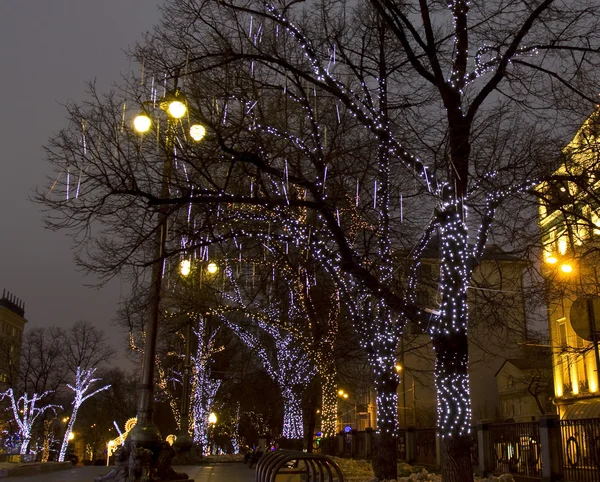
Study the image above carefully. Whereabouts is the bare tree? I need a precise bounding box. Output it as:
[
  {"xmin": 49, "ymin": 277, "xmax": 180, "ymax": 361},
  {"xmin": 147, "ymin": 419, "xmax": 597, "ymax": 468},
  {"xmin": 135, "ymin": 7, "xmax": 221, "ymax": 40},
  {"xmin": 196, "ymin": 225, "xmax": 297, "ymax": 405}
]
[
  {"xmin": 38, "ymin": 0, "xmax": 600, "ymax": 479},
  {"xmin": 59, "ymin": 320, "xmax": 115, "ymax": 372}
]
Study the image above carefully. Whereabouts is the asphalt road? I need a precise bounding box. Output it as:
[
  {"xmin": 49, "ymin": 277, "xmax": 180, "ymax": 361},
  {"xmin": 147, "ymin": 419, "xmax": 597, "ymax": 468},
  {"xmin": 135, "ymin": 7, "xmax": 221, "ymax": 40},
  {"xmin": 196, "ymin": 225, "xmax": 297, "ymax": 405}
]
[{"xmin": 0, "ymin": 463, "xmax": 257, "ymax": 482}]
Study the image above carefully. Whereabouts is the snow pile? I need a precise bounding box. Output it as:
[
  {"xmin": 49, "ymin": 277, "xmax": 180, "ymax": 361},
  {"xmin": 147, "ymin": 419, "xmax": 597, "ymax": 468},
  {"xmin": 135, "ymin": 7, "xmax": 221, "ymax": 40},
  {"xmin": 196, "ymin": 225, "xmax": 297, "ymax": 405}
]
[{"xmin": 367, "ymin": 471, "xmax": 515, "ymax": 482}]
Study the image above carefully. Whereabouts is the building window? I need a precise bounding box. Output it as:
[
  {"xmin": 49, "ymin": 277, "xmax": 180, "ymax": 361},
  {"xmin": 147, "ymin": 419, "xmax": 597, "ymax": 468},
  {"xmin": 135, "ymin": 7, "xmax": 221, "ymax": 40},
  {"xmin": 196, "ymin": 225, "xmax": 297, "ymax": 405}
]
[
  {"xmin": 558, "ymin": 320, "xmax": 567, "ymax": 348},
  {"xmin": 0, "ymin": 373, "xmax": 7, "ymax": 383}
]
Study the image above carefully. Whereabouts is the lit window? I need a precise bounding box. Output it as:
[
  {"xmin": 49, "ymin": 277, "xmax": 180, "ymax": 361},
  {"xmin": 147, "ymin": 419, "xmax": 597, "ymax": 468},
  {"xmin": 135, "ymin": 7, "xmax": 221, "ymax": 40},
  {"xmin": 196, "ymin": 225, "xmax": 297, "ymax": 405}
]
[{"xmin": 558, "ymin": 321, "xmax": 567, "ymax": 348}]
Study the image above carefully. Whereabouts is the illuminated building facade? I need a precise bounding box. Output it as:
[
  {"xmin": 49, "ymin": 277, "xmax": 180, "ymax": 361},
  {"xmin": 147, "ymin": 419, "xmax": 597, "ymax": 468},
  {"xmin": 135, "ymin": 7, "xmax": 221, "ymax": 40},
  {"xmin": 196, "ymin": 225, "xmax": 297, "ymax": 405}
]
[
  {"xmin": 0, "ymin": 290, "xmax": 27, "ymax": 387},
  {"xmin": 538, "ymin": 110, "xmax": 600, "ymax": 418}
]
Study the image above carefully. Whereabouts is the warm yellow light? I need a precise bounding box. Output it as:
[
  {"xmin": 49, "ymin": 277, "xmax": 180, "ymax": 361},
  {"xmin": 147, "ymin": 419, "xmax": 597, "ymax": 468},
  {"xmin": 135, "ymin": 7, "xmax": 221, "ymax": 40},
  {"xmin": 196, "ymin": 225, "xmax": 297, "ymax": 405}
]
[
  {"xmin": 338, "ymin": 389, "xmax": 345, "ymax": 396},
  {"xmin": 107, "ymin": 441, "xmax": 115, "ymax": 447},
  {"xmin": 395, "ymin": 364, "xmax": 402, "ymax": 372},
  {"xmin": 343, "ymin": 393, "xmax": 349, "ymax": 399},
  {"xmin": 166, "ymin": 434, "xmax": 176, "ymax": 446},
  {"xmin": 180, "ymin": 259, "xmax": 191, "ymax": 277},
  {"xmin": 190, "ymin": 124, "xmax": 206, "ymax": 141},
  {"xmin": 208, "ymin": 412, "xmax": 217, "ymax": 424},
  {"xmin": 558, "ymin": 237, "xmax": 568, "ymax": 255},
  {"xmin": 207, "ymin": 262, "xmax": 218, "ymax": 274},
  {"xmin": 68, "ymin": 432, "xmax": 75, "ymax": 441},
  {"xmin": 560, "ymin": 263, "xmax": 573, "ymax": 274},
  {"xmin": 133, "ymin": 114, "xmax": 152, "ymax": 133},
  {"xmin": 545, "ymin": 256, "xmax": 558, "ymax": 264},
  {"xmin": 62, "ymin": 417, "xmax": 69, "ymax": 423},
  {"xmin": 168, "ymin": 100, "xmax": 187, "ymax": 119}
]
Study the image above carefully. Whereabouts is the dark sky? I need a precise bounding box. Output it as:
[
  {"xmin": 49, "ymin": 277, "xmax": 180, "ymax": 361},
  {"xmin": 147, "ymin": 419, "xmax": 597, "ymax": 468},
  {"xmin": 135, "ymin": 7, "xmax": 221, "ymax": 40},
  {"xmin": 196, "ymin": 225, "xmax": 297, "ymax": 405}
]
[{"xmin": 0, "ymin": 1, "xmax": 163, "ymax": 363}]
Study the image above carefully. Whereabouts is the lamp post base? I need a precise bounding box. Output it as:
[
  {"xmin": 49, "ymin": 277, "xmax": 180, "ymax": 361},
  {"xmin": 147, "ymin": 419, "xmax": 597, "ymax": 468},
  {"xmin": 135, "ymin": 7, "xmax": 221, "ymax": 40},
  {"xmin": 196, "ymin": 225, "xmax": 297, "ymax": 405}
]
[
  {"xmin": 172, "ymin": 433, "xmax": 193, "ymax": 453},
  {"xmin": 94, "ymin": 437, "xmax": 189, "ymax": 482}
]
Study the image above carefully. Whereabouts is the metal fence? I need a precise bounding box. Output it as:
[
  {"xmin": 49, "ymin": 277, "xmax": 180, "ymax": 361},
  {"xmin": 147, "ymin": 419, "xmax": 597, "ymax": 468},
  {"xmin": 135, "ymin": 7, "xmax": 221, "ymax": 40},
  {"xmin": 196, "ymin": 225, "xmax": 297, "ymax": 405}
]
[
  {"xmin": 398, "ymin": 430, "xmax": 407, "ymax": 461},
  {"xmin": 413, "ymin": 428, "xmax": 437, "ymax": 466},
  {"xmin": 560, "ymin": 418, "xmax": 600, "ymax": 482},
  {"xmin": 488, "ymin": 421, "xmax": 542, "ymax": 477},
  {"xmin": 470, "ymin": 429, "xmax": 479, "ymax": 467}
]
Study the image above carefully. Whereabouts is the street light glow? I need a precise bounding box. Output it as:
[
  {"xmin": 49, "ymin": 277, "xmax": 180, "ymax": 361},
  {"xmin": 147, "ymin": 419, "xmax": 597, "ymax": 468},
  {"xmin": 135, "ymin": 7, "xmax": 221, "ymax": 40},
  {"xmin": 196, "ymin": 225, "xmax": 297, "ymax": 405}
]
[
  {"xmin": 180, "ymin": 259, "xmax": 191, "ymax": 277},
  {"xmin": 68, "ymin": 432, "xmax": 74, "ymax": 441},
  {"xmin": 208, "ymin": 412, "xmax": 217, "ymax": 424},
  {"xmin": 207, "ymin": 262, "xmax": 218, "ymax": 274},
  {"xmin": 545, "ymin": 255, "xmax": 558, "ymax": 264},
  {"xmin": 560, "ymin": 263, "xmax": 573, "ymax": 273},
  {"xmin": 167, "ymin": 100, "xmax": 187, "ymax": 119},
  {"xmin": 189, "ymin": 124, "xmax": 206, "ymax": 141},
  {"xmin": 133, "ymin": 114, "xmax": 152, "ymax": 133}
]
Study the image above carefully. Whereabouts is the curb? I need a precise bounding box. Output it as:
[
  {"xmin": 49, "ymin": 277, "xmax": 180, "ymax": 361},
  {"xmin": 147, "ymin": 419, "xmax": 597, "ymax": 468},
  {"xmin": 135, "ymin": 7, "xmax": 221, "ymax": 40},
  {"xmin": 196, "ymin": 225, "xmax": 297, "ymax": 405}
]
[{"xmin": 0, "ymin": 462, "xmax": 72, "ymax": 478}]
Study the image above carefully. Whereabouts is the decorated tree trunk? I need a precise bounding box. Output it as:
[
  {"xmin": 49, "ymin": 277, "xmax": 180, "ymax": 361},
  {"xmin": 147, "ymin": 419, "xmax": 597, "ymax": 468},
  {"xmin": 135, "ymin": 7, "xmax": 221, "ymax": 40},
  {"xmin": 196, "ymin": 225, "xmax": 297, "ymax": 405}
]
[
  {"xmin": 320, "ymin": 372, "xmax": 337, "ymax": 438},
  {"xmin": 370, "ymin": 366, "xmax": 400, "ymax": 480},
  {"xmin": 281, "ymin": 387, "xmax": 304, "ymax": 440},
  {"xmin": 19, "ymin": 436, "xmax": 31, "ymax": 455},
  {"xmin": 433, "ymin": 202, "xmax": 474, "ymax": 482}
]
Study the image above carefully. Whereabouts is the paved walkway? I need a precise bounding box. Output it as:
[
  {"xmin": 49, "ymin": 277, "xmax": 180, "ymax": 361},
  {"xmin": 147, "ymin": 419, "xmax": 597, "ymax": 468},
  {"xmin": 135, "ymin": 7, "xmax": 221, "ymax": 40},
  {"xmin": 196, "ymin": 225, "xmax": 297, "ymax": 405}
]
[{"xmin": 0, "ymin": 463, "xmax": 256, "ymax": 482}]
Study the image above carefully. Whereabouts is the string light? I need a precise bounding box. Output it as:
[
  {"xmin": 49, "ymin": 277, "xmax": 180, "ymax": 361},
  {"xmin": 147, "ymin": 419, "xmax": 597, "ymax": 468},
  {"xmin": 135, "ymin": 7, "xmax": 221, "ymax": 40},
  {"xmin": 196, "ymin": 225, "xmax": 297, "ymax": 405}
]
[
  {"xmin": 58, "ymin": 367, "xmax": 111, "ymax": 462},
  {"xmin": 0, "ymin": 389, "xmax": 60, "ymax": 456}
]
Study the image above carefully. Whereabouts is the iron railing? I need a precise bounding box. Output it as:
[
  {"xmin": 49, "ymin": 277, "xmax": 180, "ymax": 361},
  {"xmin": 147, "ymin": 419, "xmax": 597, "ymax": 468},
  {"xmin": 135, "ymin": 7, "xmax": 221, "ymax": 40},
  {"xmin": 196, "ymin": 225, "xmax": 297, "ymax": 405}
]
[
  {"xmin": 414, "ymin": 428, "xmax": 437, "ymax": 466},
  {"xmin": 398, "ymin": 430, "xmax": 407, "ymax": 461},
  {"xmin": 488, "ymin": 421, "xmax": 541, "ymax": 477},
  {"xmin": 469, "ymin": 428, "xmax": 479, "ymax": 467},
  {"xmin": 560, "ymin": 418, "xmax": 600, "ymax": 482}
]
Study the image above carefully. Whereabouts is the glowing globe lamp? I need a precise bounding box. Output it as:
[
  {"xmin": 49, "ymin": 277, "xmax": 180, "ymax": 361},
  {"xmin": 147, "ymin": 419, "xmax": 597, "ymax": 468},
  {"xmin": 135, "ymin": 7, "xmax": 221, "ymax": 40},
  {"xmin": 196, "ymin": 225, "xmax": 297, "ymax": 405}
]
[
  {"xmin": 190, "ymin": 124, "xmax": 206, "ymax": 141},
  {"xmin": 207, "ymin": 262, "xmax": 218, "ymax": 274},
  {"xmin": 168, "ymin": 100, "xmax": 187, "ymax": 119},
  {"xmin": 133, "ymin": 114, "xmax": 152, "ymax": 133},
  {"xmin": 560, "ymin": 263, "xmax": 573, "ymax": 274},
  {"xmin": 180, "ymin": 259, "xmax": 191, "ymax": 277}
]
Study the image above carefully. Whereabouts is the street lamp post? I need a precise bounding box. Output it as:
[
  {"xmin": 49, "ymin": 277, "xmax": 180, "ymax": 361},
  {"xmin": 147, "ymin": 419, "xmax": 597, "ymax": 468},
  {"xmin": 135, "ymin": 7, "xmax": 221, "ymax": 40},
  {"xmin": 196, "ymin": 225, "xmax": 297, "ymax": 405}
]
[
  {"xmin": 96, "ymin": 80, "xmax": 205, "ymax": 482},
  {"xmin": 208, "ymin": 413, "xmax": 217, "ymax": 455},
  {"xmin": 128, "ymin": 89, "xmax": 186, "ymax": 449},
  {"xmin": 173, "ymin": 320, "xmax": 194, "ymax": 452},
  {"xmin": 337, "ymin": 389, "xmax": 355, "ymax": 431},
  {"xmin": 174, "ymin": 260, "xmax": 219, "ymax": 454}
]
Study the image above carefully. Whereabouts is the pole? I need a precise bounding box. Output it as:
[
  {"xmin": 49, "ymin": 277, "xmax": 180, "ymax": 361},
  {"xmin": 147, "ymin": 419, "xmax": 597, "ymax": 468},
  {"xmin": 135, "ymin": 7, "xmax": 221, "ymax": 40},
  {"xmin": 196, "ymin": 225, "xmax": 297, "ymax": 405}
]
[
  {"xmin": 174, "ymin": 320, "xmax": 193, "ymax": 451},
  {"xmin": 587, "ymin": 297, "xmax": 600, "ymax": 392},
  {"xmin": 131, "ymin": 84, "xmax": 177, "ymax": 446},
  {"xmin": 401, "ymin": 340, "xmax": 406, "ymax": 428},
  {"xmin": 412, "ymin": 376, "xmax": 416, "ymax": 426}
]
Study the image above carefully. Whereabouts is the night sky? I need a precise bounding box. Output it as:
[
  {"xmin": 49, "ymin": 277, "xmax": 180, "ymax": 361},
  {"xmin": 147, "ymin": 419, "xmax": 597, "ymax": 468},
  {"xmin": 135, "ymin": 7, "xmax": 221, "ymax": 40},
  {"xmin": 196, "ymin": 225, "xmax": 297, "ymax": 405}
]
[{"xmin": 0, "ymin": 1, "xmax": 163, "ymax": 363}]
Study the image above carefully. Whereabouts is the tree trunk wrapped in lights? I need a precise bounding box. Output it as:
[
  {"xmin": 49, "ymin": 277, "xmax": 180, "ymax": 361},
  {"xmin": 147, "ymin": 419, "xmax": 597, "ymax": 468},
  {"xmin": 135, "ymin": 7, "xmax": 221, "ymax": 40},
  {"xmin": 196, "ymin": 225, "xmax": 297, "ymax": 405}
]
[
  {"xmin": 219, "ymin": 311, "xmax": 315, "ymax": 440},
  {"xmin": 58, "ymin": 367, "xmax": 111, "ymax": 463},
  {"xmin": 215, "ymin": 259, "xmax": 338, "ymax": 441},
  {"xmin": 190, "ymin": 319, "xmax": 222, "ymax": 449}
]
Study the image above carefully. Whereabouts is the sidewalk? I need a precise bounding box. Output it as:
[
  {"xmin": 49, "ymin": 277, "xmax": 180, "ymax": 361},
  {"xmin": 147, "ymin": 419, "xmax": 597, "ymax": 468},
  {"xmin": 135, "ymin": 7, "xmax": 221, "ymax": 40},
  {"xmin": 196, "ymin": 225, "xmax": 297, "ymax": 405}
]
[{"xmin": 0, "ymin": 463, "xmax": 257, "ymax": 482}]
